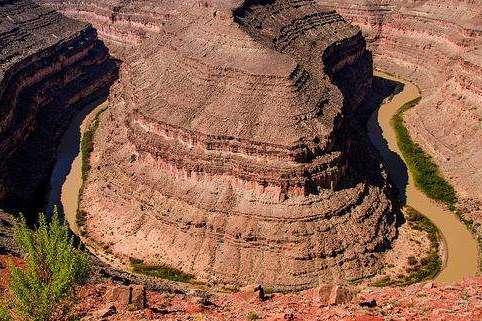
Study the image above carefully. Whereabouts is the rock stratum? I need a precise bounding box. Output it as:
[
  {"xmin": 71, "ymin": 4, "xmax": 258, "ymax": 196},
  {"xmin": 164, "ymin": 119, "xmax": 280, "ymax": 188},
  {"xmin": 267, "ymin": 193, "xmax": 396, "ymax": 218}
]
[
  {"xmin": 36, "ymin": 0, "xmax": 399, "ymax": 290},
  {"xmin": 316, "ymin": 0, "xmax": 482, "ymax": 219},
  {"xmin": 0, "ymin": 0, "xmax": 118, "ymax": 210}
]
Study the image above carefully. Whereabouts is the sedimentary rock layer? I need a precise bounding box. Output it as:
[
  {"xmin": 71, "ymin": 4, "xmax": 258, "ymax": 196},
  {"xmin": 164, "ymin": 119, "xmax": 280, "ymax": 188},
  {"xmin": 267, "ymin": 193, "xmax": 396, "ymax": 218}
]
[
  {"xmin": 37, "ymin": 0, "xmax": 398, "ymax": 290},
  {"xmin": 0, "ymin": 0, "xmax": 118, "ymax": 209},
  {"xmin": 317, "ymin": 0, "xmax": 482, "ymax": 211}
]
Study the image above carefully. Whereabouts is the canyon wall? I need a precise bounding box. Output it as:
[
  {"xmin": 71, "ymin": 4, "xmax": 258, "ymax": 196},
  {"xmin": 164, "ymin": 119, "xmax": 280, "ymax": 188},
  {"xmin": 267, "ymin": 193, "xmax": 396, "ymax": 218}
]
[
  {"xmin": 317, "ymin": 0, "xmax": 482, "ymax": 217},
  {"xmin": 35, "ymin": 0, "xmax": 399, "ymax": 290},
  {"xmin": 0, "ymin": 0, "xmax": 118, "ymax": 210}
]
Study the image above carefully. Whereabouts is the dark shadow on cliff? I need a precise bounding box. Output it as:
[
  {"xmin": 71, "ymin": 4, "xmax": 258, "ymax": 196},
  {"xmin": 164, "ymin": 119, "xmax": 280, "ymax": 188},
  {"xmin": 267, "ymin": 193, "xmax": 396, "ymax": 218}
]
[
  {"xmin": 364, "ymin": 76, "xmax": 409, "ymax": 206},
  {"xmin": 0, "ymin": 53, "xmax": 120, "ymax": 223}
]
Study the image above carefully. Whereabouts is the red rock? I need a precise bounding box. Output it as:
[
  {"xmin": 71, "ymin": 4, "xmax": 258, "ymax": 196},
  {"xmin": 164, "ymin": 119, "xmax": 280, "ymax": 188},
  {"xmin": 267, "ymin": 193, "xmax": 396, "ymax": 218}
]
[
  {"xmin": 95, "ymin": 305, "xmax": 117, "ymax": 318},
  {"xmin": 329, "ymin": 285, "xmax": 353, "ymax": 305},
  {"xmin": 106, "ymin": 285, "xmax": 131, "ymax": 307},
  {"xmin": 315, "ymin": 284, "xmax": 333, "ymax": 306},
  {"xmin": 184, "ymin": 303, "xmax": 204, "ymax": 314},
  {"xmin": 316, "ymin": 284, "xmax": 352, "ymax": 306},
  {"xmin": 239, "ymin": 284, "xmax": 265, "ymax": 302},
  {"xmin": 352, "ymin": 316, "xmax": 384, "ymax": 321},
  {"xmin": 130, "ymin": 285, "xmax": 146, "ymax": 310}
]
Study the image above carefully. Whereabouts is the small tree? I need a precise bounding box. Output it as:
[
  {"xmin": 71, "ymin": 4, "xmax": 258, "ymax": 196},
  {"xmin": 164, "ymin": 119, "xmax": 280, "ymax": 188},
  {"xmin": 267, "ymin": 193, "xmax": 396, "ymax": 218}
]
[{"xmin": 7, "ymin": 207, "xmax": 90, "ymax": 321}]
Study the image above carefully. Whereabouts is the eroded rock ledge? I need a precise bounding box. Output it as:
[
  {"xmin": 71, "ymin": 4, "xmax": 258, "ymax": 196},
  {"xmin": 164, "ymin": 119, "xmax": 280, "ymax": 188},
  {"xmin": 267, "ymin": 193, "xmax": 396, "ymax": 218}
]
[
  {"xmin": 0, "ymin": 0, "xmax": 119, "ymax": 210},
  {"xmin": 316, "ymin": 0, "xmax": 482, "ymax": 218},
  {"xmin": 36, "ymin": 0, "xmax": 398, "ymax": 290}
]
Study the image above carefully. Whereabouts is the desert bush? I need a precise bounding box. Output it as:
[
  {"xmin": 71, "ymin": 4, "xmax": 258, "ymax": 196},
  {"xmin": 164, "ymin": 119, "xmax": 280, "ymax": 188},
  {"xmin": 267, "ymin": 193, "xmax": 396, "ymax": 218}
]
[
  {"xmin": 130, "ymin": 259, "xmax": 193, "ymax": 283},
  {"xmin": 0, "ymin": 305, "xmax": 11, "ymax": 321},
  {"xmin": 7, "ymin": 207, "xmax": 90, "ymax": 321}
]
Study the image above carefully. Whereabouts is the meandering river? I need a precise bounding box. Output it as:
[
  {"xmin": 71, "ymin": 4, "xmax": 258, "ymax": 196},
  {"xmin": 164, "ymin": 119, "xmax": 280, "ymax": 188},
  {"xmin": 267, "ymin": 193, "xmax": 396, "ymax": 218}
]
[
  {"xmin": 368, "ymin": 71, "xmax": 479, "ymax": 283},
  {"xmin": 47, "ymin": 71, "xmax": 478, "ymax": 284},
  {"xmin": 46, "ymin": 101, "xmax": 108, "ymax": 235}
]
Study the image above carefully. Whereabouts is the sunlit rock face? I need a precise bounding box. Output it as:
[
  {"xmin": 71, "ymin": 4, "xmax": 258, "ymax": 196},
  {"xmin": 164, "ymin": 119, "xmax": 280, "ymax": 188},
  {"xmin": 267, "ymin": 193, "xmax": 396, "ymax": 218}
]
[
  {"xmin": 0, "ymin": 0, "xmax": 118, "ymax": 209},
  {"xmin": 36, "ymin": 0, "xmax": 399, "ymax": 290},
  {"xmin": 317, "ymin": 0, "xmax": 482, "ymax": 213}
]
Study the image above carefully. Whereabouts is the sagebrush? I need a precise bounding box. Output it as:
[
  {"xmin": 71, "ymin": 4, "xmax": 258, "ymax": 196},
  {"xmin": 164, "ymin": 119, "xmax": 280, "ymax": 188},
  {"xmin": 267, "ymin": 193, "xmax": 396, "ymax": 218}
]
[{"xmin": 6, "ymin": 207, "xmax": 90, "ymax": 321}]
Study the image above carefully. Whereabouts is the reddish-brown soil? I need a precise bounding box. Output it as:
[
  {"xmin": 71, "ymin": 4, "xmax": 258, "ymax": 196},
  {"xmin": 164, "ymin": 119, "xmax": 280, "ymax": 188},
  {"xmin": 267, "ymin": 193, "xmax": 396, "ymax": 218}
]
[{"xmin": 74, "ymin": 278, "xmax": 482, "ymax": 320}]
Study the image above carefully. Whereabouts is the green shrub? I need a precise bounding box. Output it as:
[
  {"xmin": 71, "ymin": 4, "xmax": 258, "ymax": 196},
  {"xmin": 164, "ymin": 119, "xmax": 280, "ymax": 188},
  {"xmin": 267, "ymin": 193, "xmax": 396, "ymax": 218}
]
[
  {"xmin": 130, "ymin": 259, "xmax": 192, "ymax": 283},
  {"xmin": 7, "ymin": 207, "xmax": 90, "ymax": 321},
  {"xmin": 247, "ymin": 312, "xmax": 260, "ymax": 320},
  {"xmin": 0, "ymin": 305, "xmax": 11, "ymax": 321},
  {"xmin": 407, "ymin": 256, "xmax": 418, "ymax": 266},
  {"xmin": 391, "ymin": 97, "xmax": 457, "ymax": 208}
]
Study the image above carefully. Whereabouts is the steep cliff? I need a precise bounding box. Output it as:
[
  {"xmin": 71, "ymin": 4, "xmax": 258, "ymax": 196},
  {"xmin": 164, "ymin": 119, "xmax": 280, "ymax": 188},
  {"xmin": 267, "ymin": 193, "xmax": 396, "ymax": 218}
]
[
  {"xmin": 31, "ymin": 0, "xmax": 399, "ymax": 290},
  {"xmin": 0, "ymin": 0, "xmax": 119, "ymax": 210},
  {"xmin": 316, "ymin": 0, "xmax": 482, "ymax": 220}
]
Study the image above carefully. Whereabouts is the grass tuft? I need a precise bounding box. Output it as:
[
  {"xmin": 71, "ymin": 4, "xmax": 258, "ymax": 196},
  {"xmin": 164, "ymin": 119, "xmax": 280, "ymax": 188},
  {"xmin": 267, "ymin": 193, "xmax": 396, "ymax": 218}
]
[{"xmin": 129, "ymin": 258, "xmax": 193, "ymax": 283}]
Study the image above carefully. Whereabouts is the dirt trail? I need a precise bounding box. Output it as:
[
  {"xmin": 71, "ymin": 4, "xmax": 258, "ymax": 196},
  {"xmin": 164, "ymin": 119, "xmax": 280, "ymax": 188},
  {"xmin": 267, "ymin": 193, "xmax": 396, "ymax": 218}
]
[{"xmin": 368, "ymin": 71, "xmax": 479, "ymax": 284}]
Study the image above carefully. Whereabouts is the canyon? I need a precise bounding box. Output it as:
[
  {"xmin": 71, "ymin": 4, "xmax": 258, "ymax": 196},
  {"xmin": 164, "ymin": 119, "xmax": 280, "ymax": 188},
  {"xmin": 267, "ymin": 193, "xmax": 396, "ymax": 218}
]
[
  {"xmin": 317, "ymin": 0, "xmax": 482, "ymax": 231},
  {"xmin": 57, "ymin": 0, "xmax": 399, "ymax": 291},
  {"xmin": 0, "ymin": 0, "xmax": 480, "ymax": 309},
  {"xmin": 0, "ymin": 0, "xmax": 118, "ymax": 211}
]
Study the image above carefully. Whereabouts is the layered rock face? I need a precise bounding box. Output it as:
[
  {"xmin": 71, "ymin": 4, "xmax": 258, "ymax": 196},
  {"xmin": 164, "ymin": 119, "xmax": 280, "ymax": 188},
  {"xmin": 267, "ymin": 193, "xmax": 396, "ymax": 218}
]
[
  {"xmin": 38, "ymin": 0, "xmax": 398, "ymax": 290},
  {"xmin": 0, "ymin": 0, "xmax": 118, "ymax": 209},
  {"xmin": 317, "ymin": 0, "xmax": 482, "ymax": 210}
]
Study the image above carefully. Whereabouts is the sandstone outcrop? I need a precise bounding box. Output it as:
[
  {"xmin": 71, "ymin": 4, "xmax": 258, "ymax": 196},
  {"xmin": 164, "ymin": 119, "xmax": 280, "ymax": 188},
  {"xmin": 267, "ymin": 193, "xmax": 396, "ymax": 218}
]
[
  {"xmin": 316, "ymin": 0, "xmax": 482, "ymax": 213},
  {"xmin": 35, "ymin": 0, "xmax": 399, "ymax": 290},
  {"xmin": 0, "ymin": 0, "xmax": 118, "ymax": 210}
]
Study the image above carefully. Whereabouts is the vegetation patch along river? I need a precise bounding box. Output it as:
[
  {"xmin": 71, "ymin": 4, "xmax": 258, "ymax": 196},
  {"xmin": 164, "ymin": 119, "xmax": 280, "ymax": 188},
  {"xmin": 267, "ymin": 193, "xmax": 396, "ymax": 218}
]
[
  {"xmin": 47, "ymin": 70, "xmax": 478, "ymax": 286},
  {"xmin": 368, "ymin": 71, "xmax": 479, "ymax": 284}
]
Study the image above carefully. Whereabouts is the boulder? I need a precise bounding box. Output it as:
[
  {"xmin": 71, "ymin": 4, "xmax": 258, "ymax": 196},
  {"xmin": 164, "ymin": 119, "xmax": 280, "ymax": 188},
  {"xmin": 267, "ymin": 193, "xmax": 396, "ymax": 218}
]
[
  {"xmin": 329, "ymin": 284, "xmax": 353, "ymax": 305},
  {"xmin": 315, "ymin": 284, "xmax": 353, "ymax": 306},
  {"xmin": 315, "ymin": 283, "xmax": 333, "ymax": 306},
  {"xmin": 95, "ymin": 305, "xmax": 117, "ymax": 318},
  {"xmin": 239, "ymin": 284, "xmax": 265, "ymax": 302},
  {"xmin": 130, "ymin": 285, "xmax": 146, "ymax": 310},
  {"xmin": 106, "ymin": 285, "xmax": 131, "ymax": 307}
]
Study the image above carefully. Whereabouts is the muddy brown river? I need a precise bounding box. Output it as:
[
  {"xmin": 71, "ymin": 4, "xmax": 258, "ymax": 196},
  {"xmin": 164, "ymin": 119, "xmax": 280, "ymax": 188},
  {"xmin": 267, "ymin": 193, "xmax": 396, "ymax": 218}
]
[
  {"xmin": 48, "ymin": 71, "xmax": 478, "ymax": 285},
  {"xmin": 47, "ymin": 101, "xmax": 107, "ymax": 235},
  {"xmin": 368, "ymin": 71, "xmax": 479, "ymax": 283}
]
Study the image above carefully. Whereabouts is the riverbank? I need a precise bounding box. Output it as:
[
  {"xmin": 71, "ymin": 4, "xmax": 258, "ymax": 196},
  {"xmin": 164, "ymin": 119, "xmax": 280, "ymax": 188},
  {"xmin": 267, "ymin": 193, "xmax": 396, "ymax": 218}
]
[
  {"xmin": 47, "ymin": 101, "xmax": 109, "ymax": 235},
  {"xmin": 368, "ymin": 71, "xmax": 479, "ymax": 284}
]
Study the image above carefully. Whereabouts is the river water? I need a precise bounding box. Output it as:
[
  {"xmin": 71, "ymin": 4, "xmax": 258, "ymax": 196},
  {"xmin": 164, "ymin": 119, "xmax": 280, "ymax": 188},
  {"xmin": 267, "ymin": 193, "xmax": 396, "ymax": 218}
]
[
  {"xmin": 368, "ymin": 71, "xmax": 479, "ymax": 283},
  {"xmin": 46, "ymin": 101, "xmax": 107, "ymax": 235},
  {"xmin": 46, "ymin": 71, "xmax": 478, "ymax": 284}
]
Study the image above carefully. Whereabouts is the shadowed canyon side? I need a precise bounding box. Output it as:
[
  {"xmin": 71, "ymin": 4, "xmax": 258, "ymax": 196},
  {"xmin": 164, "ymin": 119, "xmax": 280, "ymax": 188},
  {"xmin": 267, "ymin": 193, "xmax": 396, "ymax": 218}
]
[
  {"xmin": 0, "ymin": 0, "xmax": 119, "ymax": 211},
  {"xmin": 316, "ymin": 0, "xmax": 482, "ymax": 231},
  {"xmin": 36, "ymin": 0, "xmax": 399, "ymax": 290}
]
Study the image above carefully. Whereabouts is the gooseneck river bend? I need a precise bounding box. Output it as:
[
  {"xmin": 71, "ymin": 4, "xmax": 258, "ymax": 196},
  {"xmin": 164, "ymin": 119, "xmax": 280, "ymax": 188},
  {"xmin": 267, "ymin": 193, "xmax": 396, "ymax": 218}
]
[
  {"xmin": 368, "ymin": 71, "xmax": 479, "ymax": 283},
  {"xmin": 48, "ymin": 71, "xmax": 479, "ymax": 284}
]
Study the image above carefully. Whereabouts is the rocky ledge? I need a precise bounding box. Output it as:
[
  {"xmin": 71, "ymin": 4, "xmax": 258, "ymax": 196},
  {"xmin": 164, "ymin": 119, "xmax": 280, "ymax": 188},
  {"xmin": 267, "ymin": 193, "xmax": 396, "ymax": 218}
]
[
  {"xmin": 33, "ymin": 0, "xmax": 400, "ymax": 291},
  {"xmin": 0, "ymin": 0, "xmax": 119, "ymax": 210},
  {"xmin": 317, "ymin": 0, "xmax": 482, "ymax": 224}
]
